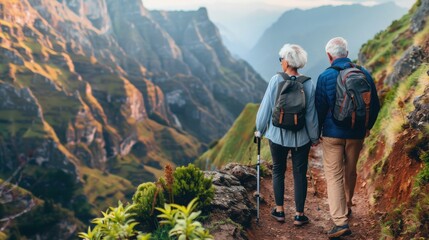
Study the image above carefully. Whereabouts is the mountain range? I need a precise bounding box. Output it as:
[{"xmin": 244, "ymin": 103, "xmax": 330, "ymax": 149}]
[
  {"xmin": 0, "ymin": 0, "xmax": 266, "ymax": 185},
  {"xmin": 0, "ymin": 0, "xmax": 266, "ymax": 234},
  {"xmin": 246, "ymin": 2, "xmax": 407, "ymax": 80}
]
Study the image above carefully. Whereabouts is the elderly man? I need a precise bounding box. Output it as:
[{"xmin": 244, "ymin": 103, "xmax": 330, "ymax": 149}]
[{"xmin": 315, "ymin": 37, "xmax": 380, "ymax": 238}]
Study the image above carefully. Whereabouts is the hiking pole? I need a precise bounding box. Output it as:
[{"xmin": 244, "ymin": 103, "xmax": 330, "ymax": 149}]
[{"xmin": 253, "ymin": 134, "xmax": 261, "ymax": 224}]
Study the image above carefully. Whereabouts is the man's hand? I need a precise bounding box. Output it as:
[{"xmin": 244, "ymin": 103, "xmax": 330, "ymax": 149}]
[
  {"xmin": 311, "ymin": 138, "xmax": 321, "ymax": 147},
  {"xmin": 311, "ymin": 137, "xmax": 323, "ymax": 147},
  {"xmin": 254, "ymin": 131, "xmax": 261, "ymax": 138}
]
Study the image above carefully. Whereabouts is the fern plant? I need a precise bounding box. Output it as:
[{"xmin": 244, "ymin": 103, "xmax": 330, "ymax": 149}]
[
  {"xmin": 78, "ymin": 201, "xmax": 150, "ymax": 240},
  {"xmin": 157, "ymin": 198, "xmax": 213, "ymax": 240}
]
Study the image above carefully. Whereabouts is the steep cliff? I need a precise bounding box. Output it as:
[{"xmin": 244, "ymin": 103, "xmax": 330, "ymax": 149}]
[
  {"xmin": 357, "ymin": 0, "xmax": 429, "ymax": 238},
  {"xmin": 0, "ymin": 0, "xmax": 265, "ymax": 238},
  {"xmin": 0, "ymin": 0, "xmax": 265, "ymax": 180}
]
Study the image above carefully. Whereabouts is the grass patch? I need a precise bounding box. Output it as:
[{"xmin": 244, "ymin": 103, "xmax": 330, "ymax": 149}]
[
  {"xmin": 136, "ymin": 120, "xmax": 201, "ymax": 167},
  {"xmin": 196, "ymin": 103, "xmax": 259, "ymax": 168},
  {"xmin": 381, "ymin": 192, "xmax": 429, "ymax": 239},
  {"xmin": 196, "ymin": 103, "xmax": 274, "ymax": 170},
  {"xmin": 108, "ymin": 154, "xmax": 156, "ymax": 186},
  {"xmin": 362, "ymin": 64, "xmax": 429, "ymax": 167},
  {"xmin": 360, "ymin": 12, "xmax": 412, "ymax": 78},
  {"xmin": 208, "ymin": 218, "xmax": 243, "ymax": 232},
  {"xmin": 414, "ymin": 16, "xmax": 429, "ymax": 45},
  {"xmin": 381, "ymin": 207, "xmax": 404, "ymax": 238},
  {"xmin": 79, "ymin": 166, "xmax": 134, "ymax": 211}
]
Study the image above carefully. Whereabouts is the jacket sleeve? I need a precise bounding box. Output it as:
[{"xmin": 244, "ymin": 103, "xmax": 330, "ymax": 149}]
[
  {"xmin": 365, "ymin": 72, "xmax": 380, "ymax": 130},
  {"xmin": 315, "ymin": 74, "xmax": 328, "ymax": 135},
  {"xmin": 304, "ymin": 81, "xmax": 319, "ymax": 143},
  {"xmin": 256, "ymin": 75, "xmax": 276, "ymax": 135}
]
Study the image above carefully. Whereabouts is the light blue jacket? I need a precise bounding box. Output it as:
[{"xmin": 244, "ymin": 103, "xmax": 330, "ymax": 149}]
[{"xmin": 256, "ymin": 73, "xmax": 319, "ymax": 147}]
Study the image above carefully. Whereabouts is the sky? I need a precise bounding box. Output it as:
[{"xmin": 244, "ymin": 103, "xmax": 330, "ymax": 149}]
[
  {"xmin": 143, "ymin": 0, "xmax": 413, "ymax": 11},
  {"xmin": 142, "ymin": 0, "xmax": 413, "ymax": 56}
]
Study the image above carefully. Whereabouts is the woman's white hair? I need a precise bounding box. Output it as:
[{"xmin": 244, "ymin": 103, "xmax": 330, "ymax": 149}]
[
  {"xmin": 325, "ymin": 37, "xmax": 348, "ymax": 58},
  {"xmin": 278, "ymin": 44, "xmax": 307, "ymax": 69}
]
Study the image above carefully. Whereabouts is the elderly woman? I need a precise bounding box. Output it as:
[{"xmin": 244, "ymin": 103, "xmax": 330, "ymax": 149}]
[{"xmin": 255, "ymin": 43, "xmax": 319, "ymax": 226}]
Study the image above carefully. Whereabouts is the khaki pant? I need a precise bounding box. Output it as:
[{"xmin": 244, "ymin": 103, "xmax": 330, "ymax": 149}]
[{"xmin": 322, "ymin": 137, "xmax": 364, "ymax": 226}]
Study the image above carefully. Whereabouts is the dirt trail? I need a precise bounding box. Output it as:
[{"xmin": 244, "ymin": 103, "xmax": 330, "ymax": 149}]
[{"xmin": 246, "ymin": 145, "xmax": 381, "ymax": 240}]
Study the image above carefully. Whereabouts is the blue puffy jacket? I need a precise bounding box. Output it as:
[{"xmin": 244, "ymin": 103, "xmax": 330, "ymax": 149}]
[{"xmin": 315, "ymin": 58, "xmax": 380, "ymax": 139}]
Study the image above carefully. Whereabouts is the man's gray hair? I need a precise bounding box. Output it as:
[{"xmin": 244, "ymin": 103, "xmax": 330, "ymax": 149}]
[
  {"xmin": 325, "ymin": 37, "xmax": 348, "ymax": 58},
  {"xmin": 278, "ymin": 44, "xmax": 307, "ymax": 69}
]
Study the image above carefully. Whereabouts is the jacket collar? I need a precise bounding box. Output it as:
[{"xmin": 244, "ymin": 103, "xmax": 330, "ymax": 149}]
[{"xmin": 331, "ymin": 57, "xmax": 352, "ymax": 68}]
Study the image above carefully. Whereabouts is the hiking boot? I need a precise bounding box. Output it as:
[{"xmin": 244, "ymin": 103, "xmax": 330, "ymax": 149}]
[
  {"xmin": 271, "ymin": 208, "xmax": 285, "ymax": 222},
  {"xmin": 293, "ymin": 215, "xmax": 309, "ymax": 226},
  {"xmin": 327, "ymin": 224, "xmax": 352, "ymax": 238}
]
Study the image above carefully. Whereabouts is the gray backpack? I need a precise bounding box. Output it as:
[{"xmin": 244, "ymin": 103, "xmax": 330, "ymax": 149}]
[
  {"xmin": 330, "ymin": 65, "xmax": 372, "ymax": 129},
  {"xmin": 272, "ymin": 72, "xmax": 311, "ymax": 131}
]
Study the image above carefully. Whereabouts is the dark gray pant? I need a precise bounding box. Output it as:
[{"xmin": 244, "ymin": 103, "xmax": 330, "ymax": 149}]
[{"xmin": 269, "ymin": 140, "xmax": 311, "ymax": 213}]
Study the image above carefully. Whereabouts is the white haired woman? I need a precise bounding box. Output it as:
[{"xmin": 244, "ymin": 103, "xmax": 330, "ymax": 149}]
[{"xmin": 255, "ymin": 43, "xmax": 319, "ymax": 226}]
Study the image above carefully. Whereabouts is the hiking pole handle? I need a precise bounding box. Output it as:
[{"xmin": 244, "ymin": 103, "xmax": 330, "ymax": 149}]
[
  {"xmin": 257, "ymin": 137, "xmax": 261, "ymax": 155},
  {"xmin": 254, "ymin": 135, "xmax": 261, "ymax": 155}
]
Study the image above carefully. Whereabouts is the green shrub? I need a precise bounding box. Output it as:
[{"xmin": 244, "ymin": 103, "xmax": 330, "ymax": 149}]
[
  {"xmin": 416, "ymin": 166, "xmax": 429, "ymax": 188},
  {"xmin": 16, "ymin": 200, "xmax": 75, "ymax": 237},
  {"xmin": 157, "ymin": 198, "xmax": 213, "ymax": 240},
  {"xmin": 413, "ymin": 193, "xmax": 429, "ymax": 237},
  {"xmin": 381, "ymin": 207, "xmax": 404, "ymax": 238},
  {"xmin": 132, "ymin": 182, "xmax": 165, "ymax": 231},
  {"xmin": 23, "ymin": 168, "xmax": 77, "ymax": 205},
  {"xmin": 420, "ymin": 151, "xmax": 429, "ymax": 164},
  {"xmin": 149, "ymin": 225, "xmax": 171, "ymax": 240},
  {"xmin": 172, "ymin": 164, "xmax": 214, "ymax": 211},
  {"xmin": 78, "ymin": 201, "xmax": 150, "ymax": 240}
]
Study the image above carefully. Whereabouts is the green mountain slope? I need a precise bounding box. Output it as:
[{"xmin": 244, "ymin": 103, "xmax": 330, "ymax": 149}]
[
  {"xmin": 0, "ymin": 177, "xmax": 85, "ymax": 239},
  {"xmin": 196, "ymin": 104, "xmax": 270, "ymax": 169}
]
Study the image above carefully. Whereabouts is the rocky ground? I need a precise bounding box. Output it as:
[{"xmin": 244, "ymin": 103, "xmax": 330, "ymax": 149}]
[
  {"xmin": 246, "ymin": 145, "xmax": 381, "ymax": 240},
  {"xmin": 206, "ymin": 145, "xmax": 383, "ymax": 240}
]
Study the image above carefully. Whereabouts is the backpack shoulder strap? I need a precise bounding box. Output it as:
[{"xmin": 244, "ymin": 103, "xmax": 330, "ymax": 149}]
[
  {"xmin": 277, "ymin": 72, "xmax": 291, "ymax": 81},
  {"xmin": 275, "ymin": 72, "xmax": 289, "ymax": 101},
  {"xmin": 296, "ymin": 75, "xmax": 311, "ymax": 84}
]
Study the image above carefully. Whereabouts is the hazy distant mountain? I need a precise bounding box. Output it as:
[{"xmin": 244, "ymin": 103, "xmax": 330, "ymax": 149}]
[
  {"xmin": 213, "ymin": 7, "xmax": 283, "ymax": 57},
  {"xmin": 247, "ymin": 2, "xmax": 407, "ymax": 80},
  {"xmin": 216, "ymin": 23, "xmax": 250, "ymax": 59}
]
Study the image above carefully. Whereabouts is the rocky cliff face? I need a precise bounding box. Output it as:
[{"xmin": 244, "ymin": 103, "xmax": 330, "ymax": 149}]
[
  {"xmin": 0, "ymin": 0, "xmax": 265, "ymax": 176},
  {"xmin": 354, "ymin": 0, "xmax": 429, "ymax": 238}
]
